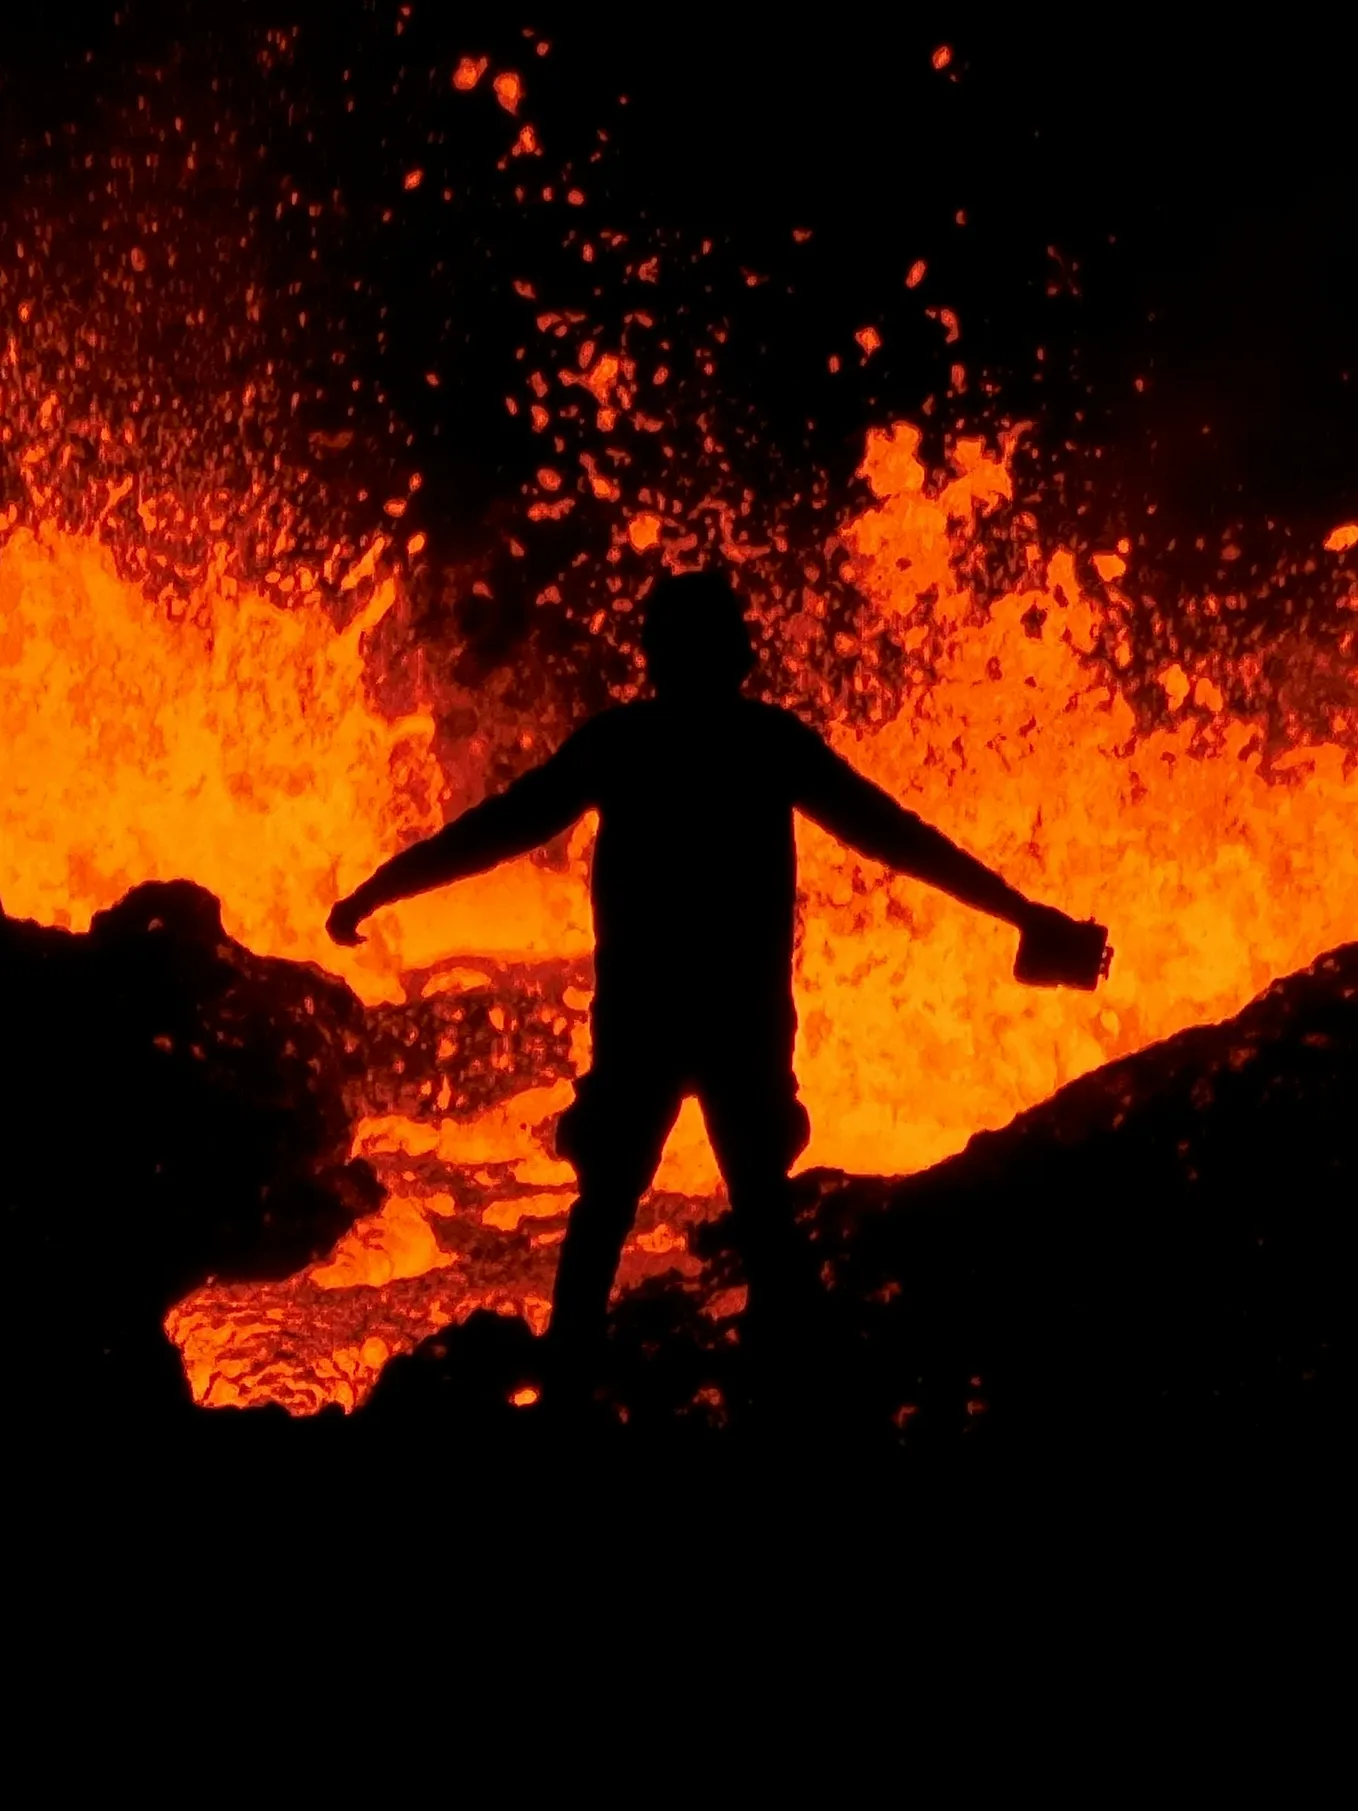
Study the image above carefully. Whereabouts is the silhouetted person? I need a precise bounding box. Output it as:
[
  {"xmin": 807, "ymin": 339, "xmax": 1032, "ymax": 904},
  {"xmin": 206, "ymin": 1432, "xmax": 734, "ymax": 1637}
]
[{"xmin": 328, "ymin": 571, "xmax": 1100, "ymax": 1402}]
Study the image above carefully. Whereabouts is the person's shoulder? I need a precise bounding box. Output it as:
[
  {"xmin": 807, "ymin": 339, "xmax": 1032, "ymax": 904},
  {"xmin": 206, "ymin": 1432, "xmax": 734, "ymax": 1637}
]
[
  {"xmin": 561, "ymin": 700, "xmax": 652, "ymax": 757},
  {"xmin": 595, "ymin": 699, "xmax": 655, "ymax": 735},
  {"xmin": 740, "ymin": 697, "xmax": 823, "ymax": 750},
  {"xmin": 563, "ymin": 701, "xmax": 636, "ymax": 738}
]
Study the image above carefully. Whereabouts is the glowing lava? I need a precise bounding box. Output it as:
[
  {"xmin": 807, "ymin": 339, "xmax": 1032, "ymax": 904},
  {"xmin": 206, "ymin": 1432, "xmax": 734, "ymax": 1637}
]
[
  {"xmin": 0, "ymin": 522, "xmax": 593, "ymax": 1005},
  {"xmin": 4, "ymin": 423, "xmax": 1356, "ymax": 1413}
]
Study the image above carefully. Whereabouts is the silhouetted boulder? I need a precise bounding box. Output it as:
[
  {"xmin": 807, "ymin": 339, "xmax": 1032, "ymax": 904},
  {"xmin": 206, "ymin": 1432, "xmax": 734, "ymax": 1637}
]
[
  {"xmin": 803, "ymin": 942, "xmax": 1354, "ymax": 1454},
  {"xmin": 3, "ymin": 881, "xmax": 377, "ymax": 1420}
]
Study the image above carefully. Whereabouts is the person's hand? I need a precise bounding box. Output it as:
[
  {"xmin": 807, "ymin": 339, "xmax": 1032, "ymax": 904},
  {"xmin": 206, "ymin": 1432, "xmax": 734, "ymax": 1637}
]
[
  {"xmin": 326, "ymin": 894, "xmax": 368, "ymax": 947},
  {"xmin": 1014, "ymin": 901, "xmax": 1111, "ymax": 990}
]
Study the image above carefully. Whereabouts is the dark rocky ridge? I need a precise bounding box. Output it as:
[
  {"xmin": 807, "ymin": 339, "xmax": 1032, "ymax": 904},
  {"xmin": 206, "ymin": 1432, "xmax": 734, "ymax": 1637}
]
[
  {"xmin": 3, "ymin": 882, "xmax": 378, "ymax": 1422},
  {"xmin": 2, "ymin": 880, "xmax": 1349, "ymax": 1463}
]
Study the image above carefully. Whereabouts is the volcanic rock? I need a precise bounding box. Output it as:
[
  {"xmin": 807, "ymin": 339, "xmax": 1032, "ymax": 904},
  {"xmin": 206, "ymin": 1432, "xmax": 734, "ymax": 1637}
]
[
  {"xmin": 2, "ymin": 881, "xmax": 377, "ymax": 1421},
  {"xmin": 802, "ymin": 941, "xmax": 1354, "ymax": 1455}
]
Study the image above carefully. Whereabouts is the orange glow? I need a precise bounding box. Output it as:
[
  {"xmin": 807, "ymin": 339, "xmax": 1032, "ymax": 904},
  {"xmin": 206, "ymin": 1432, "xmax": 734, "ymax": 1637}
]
[
  {"xmin": 627, "ymin": 512, "xmax": 662, "ymax": 550},
  {"xmin": 855, "ymin": 326, "xmax": 882, "ymax": 357},
  {"xmin": 932, "ymin": 45, "xmax": 953, "ymax": 70},
  {"xmin": 452, "ymin": 56, "xmax": 487, "ymax": 91},
  {"xmin": 1324, "ymin": 523, "xmax": 1358, "ymax": 552},
  {"xmin": 0, "ymin": 525, "xmax": 594, "ymax": 1006},
  {"xmin": 493, "ymin": 72, "xmax": 522, "ymax": 114},
  {"xmin": 5, "ymin": 397, "xmax": 1356, "ymax": 1410},
  {"xmin": 170, "ymin": 426, "xmax": 1358, "ymax": 1408},
  {"xmin": 906, "ymin": 260, "xmax": 927, "ymax": 289}
]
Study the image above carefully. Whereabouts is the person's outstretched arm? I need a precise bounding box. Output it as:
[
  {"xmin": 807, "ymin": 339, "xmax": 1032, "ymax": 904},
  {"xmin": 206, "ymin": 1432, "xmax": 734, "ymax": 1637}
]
[
  {"xmin": 327, "ymin": 723, "xmax": 599, "ymax": 945},
  {"xmin": 793, "ymin": 725, "xmax": 1040, "ymax": 929}
]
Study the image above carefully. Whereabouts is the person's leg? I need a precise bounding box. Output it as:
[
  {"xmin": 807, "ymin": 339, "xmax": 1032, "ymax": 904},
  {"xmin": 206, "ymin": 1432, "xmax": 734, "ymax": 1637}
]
[
  {"xmin": 548, "ymin": 1065, "xmax": 683, "ymax": 1400},
  {"xmin": 698, "ymin": 1061, "xmax": 817, "ymax": 1365}
]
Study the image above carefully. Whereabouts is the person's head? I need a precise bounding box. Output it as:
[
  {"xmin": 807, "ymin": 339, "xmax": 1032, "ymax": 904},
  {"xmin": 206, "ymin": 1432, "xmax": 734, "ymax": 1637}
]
[{"xmin": 640, "ymin": 569, "xmax": 756, "ymax": 698}]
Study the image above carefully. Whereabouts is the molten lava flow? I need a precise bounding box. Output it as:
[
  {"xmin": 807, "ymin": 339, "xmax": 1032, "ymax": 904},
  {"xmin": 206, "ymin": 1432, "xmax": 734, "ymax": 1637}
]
[
  {"xmin": 791, "ymin": 424, "xmax": 1358, "ymax": 1172},
  {"xmin": 6, "ymin": 422, "xmax": 1357, "ymax": 1413},
  {"xmin": 0, "ymin": 522, "xmax": 593, "ymax": 1005}
]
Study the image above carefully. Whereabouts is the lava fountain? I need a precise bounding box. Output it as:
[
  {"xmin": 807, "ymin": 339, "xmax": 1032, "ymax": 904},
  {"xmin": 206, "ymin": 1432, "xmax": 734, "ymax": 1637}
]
[{"xmin": 4, "ymin": 413, "xmax": 1355, "ymax": 1410}]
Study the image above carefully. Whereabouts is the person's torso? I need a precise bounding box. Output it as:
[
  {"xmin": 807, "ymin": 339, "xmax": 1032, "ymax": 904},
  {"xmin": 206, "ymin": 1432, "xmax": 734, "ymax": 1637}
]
[{"xmin": 585, "ymin": 698, "xmax": 801, "ymax": 1022}]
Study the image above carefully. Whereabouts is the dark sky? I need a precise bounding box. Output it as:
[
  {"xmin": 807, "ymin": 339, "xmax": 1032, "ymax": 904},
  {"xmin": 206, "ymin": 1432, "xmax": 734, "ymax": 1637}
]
[
  {"xmin": 4, "ymin": 6, "xmax": 1356, "ymax": 553},
  {"xmin": 589, "ymin": 12, "xmax": 1358, "ymax": 526}
]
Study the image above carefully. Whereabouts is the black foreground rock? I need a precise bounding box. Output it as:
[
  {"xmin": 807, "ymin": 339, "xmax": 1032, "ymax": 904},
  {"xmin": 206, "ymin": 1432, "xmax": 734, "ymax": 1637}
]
[
  {"xmin": 2, "ymin": 881, "xmax": 1349, "ymax": 1475},
  {"xmin": 3, "ymin": 882, "xmax": 377, "ymax": 1423}
]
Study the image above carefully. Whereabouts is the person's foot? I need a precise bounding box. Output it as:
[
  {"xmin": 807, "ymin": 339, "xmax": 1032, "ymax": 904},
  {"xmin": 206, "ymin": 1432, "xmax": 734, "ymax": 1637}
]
[{"xmin": 525, "ymin": 1328, "xmax": 611, "ymax": 1427}]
